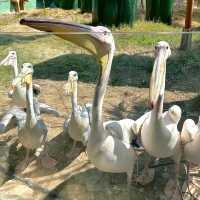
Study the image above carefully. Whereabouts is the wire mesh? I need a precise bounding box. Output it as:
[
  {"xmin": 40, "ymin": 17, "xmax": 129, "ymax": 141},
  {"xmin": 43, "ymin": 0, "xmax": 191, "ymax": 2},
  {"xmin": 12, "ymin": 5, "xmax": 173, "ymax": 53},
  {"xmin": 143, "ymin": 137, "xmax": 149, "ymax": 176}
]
[{"xmin": 0, "ymin": 29, "xmax": 200, "ymax": 200}]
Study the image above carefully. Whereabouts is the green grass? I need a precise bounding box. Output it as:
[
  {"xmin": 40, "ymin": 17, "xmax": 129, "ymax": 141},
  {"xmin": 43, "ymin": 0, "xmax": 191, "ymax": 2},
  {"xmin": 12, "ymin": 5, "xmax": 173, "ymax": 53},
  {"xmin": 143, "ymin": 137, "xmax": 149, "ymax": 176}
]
[{"xmin": 0, "ymin": 9, "xmax": 200, "ymax": 94}]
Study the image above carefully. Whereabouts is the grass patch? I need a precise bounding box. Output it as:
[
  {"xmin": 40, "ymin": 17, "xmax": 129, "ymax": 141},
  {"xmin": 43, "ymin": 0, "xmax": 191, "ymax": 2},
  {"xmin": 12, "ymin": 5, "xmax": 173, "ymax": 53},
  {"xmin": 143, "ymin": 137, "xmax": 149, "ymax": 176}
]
[
  {"xmin": 0, "ymin": 8, "xmax": 199, "ymax": 93},
  {"xmin": 0, "ymin": 67, "xmax": 12, "ymax": 91}
]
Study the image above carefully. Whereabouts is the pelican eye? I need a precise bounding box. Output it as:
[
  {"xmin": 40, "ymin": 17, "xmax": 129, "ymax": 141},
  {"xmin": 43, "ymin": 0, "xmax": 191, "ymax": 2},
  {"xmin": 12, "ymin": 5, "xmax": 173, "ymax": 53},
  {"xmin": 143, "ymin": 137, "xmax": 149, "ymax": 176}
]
[{"xmin": 166, "ymin": 46, "xmax": 169, "ymax": 49}]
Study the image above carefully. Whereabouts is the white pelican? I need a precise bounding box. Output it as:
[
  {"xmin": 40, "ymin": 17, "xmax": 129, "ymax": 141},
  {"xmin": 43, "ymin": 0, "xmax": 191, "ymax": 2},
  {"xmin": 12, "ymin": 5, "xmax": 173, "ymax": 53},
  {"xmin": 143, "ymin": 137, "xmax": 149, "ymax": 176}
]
[
  {"xmin": 63, "ymin": 70, "xmax": 136, "ymax": 157},
  {"xmin": 140, "ymin": 41, "xmax": 182, "ymax": 160},
  {"xmin": 20, "ymin": 18, "xmax": 137, "ymax": 188},
  {"xmin": 10, "ymin": 63, "xmax": 57, "ymax": 171},
  {"xmin": 63, "ymin": 70, "xmax": 92, "ymax": 153},
  {"xmin": 0, "ymin": 51, "xmax": 40, "ymax": 102},
  {"xmin": 181, "ymin": 117, "xmax": 200, "ymax": 164},
  {"xmin": 136, "ymin": 41, "xmax": 183, "ymax": 193},
  {"xmin": 0, "ymin": 52, "xmax": 60, "ymax": 116}
]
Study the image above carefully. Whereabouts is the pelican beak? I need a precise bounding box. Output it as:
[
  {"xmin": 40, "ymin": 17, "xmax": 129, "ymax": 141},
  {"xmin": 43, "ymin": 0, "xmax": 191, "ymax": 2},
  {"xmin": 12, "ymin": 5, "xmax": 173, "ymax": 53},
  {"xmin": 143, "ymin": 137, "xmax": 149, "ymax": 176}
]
[
  {"xmin": 149, "ymin": 48, "xmax": 166, "ymax": 109},
  {"xmin": 64, "ymin": 81, "xmax": 72, "ymax": 96},
  {"xmin": 22, "ymin": 74, "xmax": 32, "ymax": 85},
  {"xmin": 0, "ymin": 55, "xmax": 10, "ymax": 66},
  {"xmin": 20, "ymin": 18, "xmax": 112, "ymax": 58}
]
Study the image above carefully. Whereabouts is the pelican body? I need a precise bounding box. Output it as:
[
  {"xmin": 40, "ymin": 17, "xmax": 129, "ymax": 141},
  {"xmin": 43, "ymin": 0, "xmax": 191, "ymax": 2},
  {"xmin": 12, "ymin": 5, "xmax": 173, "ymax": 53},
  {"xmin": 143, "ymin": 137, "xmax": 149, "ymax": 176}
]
[
  {"xmin": 181, "ymin": 118, "xmax": 200, "ymax": 164},
  {"xmin": 104, "ymin": 119, "xmax": 136, "ymax": 147}
]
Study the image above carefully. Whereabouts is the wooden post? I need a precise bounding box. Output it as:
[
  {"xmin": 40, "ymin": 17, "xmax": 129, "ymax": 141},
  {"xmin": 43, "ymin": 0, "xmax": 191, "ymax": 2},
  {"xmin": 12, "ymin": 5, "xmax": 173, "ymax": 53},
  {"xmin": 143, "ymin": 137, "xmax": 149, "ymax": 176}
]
[{"xmin": 180, "ymin": 0, "xmax": 194, "ymax": 50}]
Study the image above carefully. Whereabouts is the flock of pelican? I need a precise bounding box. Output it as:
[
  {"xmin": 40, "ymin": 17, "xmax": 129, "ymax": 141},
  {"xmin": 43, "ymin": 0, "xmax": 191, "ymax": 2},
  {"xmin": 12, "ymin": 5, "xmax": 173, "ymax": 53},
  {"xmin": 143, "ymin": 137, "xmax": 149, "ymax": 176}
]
[{"xmin": 0, "ymin": 18, "xmax": 199, "ymax": 196}]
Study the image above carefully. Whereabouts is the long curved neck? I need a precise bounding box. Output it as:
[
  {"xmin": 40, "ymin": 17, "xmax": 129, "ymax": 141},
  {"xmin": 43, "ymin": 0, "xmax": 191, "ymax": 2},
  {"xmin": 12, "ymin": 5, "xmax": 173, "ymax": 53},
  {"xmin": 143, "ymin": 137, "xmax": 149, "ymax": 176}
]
[
  {"xmin": 26, "ymin": 82, "xmax": 37, "ymax": 128},
  {"xmin": 12, "ymin": 58, "xmax": 18, "ymax": 77},
  {"xmin": 91, "ymin": 50, "xmax": 114, "ymax": 136},
  {"xmin": 153, "ymin": 94, "xmax": 164, "ymax": 120},
  {"xmin": 71, "ymin": 81, "xmax": 78, "ymax": 116},
  {"xmin": 151, "ymin": 52, "xmax": 167, "ymax": 120}
]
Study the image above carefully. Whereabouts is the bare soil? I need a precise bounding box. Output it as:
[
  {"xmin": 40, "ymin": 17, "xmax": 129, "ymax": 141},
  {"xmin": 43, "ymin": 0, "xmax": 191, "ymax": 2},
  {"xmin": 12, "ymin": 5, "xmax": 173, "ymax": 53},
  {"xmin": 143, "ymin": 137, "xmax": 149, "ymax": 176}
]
[{"xmin": 0, "ymin": 78, "xmax": 199, "ymax": 200}]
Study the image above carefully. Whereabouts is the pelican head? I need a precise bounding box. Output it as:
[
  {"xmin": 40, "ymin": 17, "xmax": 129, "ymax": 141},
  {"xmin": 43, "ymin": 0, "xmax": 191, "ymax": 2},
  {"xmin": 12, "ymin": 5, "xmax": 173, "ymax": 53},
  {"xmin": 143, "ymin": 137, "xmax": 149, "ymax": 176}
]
[
  {"xmin": 0, "ymin": 51, "xmax": 17, "ymax": 66},
  {"xmin": 64, "ymin": 71, "xmax": 78, "ymax": 95},
  {"xmin": 150, "ymin": 41, "xmax": 171, "ymax": 109},
  {"xmin": 21, "ymin": 63, "xmax": 33, "ymax": 86},
  {"xmin": 168, "ymin": 105, "xmax": 182, "ymax": 124}
]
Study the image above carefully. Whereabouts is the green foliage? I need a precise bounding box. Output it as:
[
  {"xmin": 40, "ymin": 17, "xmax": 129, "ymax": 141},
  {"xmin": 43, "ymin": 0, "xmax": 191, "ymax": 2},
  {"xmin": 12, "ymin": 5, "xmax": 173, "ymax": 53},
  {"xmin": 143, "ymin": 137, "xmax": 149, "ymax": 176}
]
[
  {"xmin": 92, "ymin": 0, "xmax": 137, "ymax": 27},
  {"xmin": 146, "ymin": 0, "xmax": 174, "ymax": 25},
  {"xmin": 80, "ymin": 0, "xmax": 92, "ymax": 13}
]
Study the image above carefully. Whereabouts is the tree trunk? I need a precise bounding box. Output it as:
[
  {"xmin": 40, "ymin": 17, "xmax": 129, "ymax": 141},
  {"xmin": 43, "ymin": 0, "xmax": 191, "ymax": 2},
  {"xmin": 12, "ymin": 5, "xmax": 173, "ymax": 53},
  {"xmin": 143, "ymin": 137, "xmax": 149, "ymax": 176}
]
[{"xmin": 180, "ymin": 0, "xmax": 194, "ymax": 50}]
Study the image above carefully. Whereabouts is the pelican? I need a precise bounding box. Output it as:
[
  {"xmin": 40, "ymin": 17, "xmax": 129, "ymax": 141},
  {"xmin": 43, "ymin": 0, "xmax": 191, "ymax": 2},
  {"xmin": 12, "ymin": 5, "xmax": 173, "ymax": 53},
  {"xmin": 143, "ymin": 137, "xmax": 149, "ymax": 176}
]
[
  {"xmin": 0, "ymin": 52, "xmax": 60, "ymax": 116},
  {"xmin": 181, "ymin": 117, "xmax": 200, "ymax": 164},
  {"xmin": 140, "ymin": 41, "xmax": 182, "ymax": 159},
  {"xmin": 0, "ymin": 51, "xmax": 40, "ymax": 102},
  {"xmin": 63, "ymin": 70, "xmax": 135, "ymax": 155},
  {"xmin": 12, "ymin": 63, "xmax": 56, "ymax": 171},
  {"xmin": 63, "ymin": 70, "xmax": 92, "ymax": 153},
  {"xmin": 139, "ymin": 41, "xmax": 182, "ymax": 190},
  {"xmin": 20, "ymin": 18, "xmax": 137, "ymax": 187}
]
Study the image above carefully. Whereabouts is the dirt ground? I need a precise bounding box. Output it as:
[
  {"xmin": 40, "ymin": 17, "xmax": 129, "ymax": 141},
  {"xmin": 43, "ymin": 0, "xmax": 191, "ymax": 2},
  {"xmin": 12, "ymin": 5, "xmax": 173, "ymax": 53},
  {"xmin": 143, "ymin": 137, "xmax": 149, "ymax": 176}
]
[{"xmin": 0, "ymin": 77, "xmax": 199, "ymax": 200}]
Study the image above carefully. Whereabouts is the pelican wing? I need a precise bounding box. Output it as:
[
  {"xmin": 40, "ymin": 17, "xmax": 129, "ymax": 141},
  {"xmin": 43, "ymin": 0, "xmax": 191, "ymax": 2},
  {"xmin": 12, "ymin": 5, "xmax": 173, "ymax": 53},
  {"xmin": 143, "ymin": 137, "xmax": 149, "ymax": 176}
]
[
  {"xmin": 33, "ymin": 84, "xmax": 41, "ymax": 96},
  {"xmin": 0, "ymin": 107, "xmax": 26, "ymax": 133},
  {"xmin": 39, "ymin": 103, "xmax": 60, "ymax": 117}
]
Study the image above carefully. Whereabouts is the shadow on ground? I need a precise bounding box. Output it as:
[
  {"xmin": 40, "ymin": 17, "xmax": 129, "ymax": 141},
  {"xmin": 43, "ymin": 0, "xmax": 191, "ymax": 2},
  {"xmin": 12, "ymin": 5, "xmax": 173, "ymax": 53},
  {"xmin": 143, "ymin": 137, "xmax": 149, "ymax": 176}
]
[
  {"xmin": 33, "ymin": 46, "xmax": 200, "ymax": 93},
  {"xmin": 0, "ymin": 33, "xmax": 49, "ymax": 46},
  {"xmin": 42, "ymin": 153, "xmax": 186, "ymax": 200}
]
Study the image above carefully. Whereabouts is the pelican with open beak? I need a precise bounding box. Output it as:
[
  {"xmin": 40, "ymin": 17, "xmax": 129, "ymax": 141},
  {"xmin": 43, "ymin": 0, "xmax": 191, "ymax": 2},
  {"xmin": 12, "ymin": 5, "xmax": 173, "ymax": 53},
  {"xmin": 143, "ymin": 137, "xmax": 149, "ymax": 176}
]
[{"xmin": 20, "ymin": 18, "xmax": 137, "ymax": 192}]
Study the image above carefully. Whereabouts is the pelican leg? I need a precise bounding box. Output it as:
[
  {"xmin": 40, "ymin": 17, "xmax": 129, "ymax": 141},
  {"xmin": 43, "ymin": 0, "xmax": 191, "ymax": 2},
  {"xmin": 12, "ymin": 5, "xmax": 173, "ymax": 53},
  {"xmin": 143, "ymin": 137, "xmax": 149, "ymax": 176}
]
[
  {"xmin": 16, "ymin": 149, "xmax": 31, "ymax": 173},
  {"xmin": 136, "ymin": 155, "xmax": 155, "ymax": 186},
  {"xmin": 35, "ymin": 134, "xmax": 57, "ymax": 169},
  {"xmin": 0, "ymin": 113, "xmax": 15, "ymax": 133},
  {"xmin": 66, "ymin": 141, "xmax": 77, "ymax": 159},
  {"xmin": 164, "ymin": 157, "xmax": 182, "ymax": 200},
  {"xmin": 127, "ymin": 168, "xmax": 134, "ymax": 200}
]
